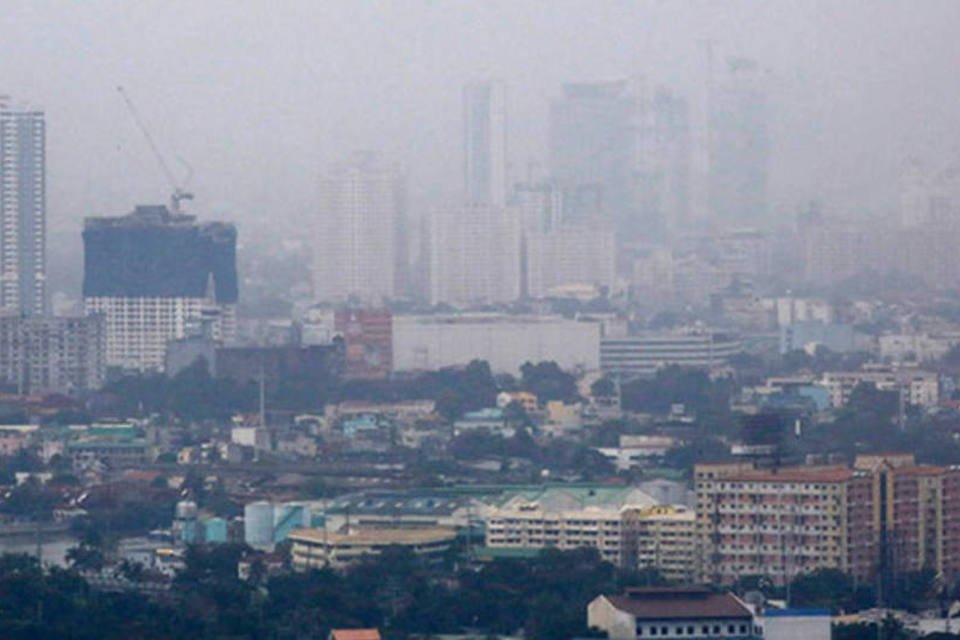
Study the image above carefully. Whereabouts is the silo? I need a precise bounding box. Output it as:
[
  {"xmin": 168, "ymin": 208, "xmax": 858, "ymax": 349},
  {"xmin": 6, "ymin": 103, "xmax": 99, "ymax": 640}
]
[{"xmin": 244, "ymin": 501, "xmax": 275, "ymax": 547}]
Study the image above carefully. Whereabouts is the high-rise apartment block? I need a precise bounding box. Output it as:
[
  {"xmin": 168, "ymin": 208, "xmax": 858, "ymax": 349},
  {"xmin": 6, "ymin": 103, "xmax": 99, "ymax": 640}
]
[
  {"xmin": 707, "ymin": 58, "xmax": 769, "ymax": 227},
  {"xmin": 0, "ymin": 109, "xmax": 46, "ymax": 316},
  {"xmin": 463, "ymin": 81, "xmax": 507, "ymax": 206},
  {"xmin": 525, "ymin": 225, "xmax": 616, "ymax": 298},
  {"xmin": 428, "ymin": 202, "xmax": 521, "ymax": 306},
  {"xmin": 313, "ymin": 152, "xmax": 406, "ymax": 304},
  {"xmin": 83, "ymin": 205, "xmax": 238, "ymax": 372},
  {"xmin": 0, "ymin": 313, "xmax": 105, "ymax": 394},
  {"xmin": 549, "ymin": 82, "xmax": 635, "ymax": 232},
  {"xmin": 695, "ymin": 456, "xmax": 960, "ymax": 589}
]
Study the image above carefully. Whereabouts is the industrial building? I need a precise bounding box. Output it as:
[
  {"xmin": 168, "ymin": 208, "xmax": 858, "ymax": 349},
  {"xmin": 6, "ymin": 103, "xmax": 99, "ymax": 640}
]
[
  {"xmin": 392, "ymin": 313, "xmax": 600, "ymax": 374},
  {"xmin": 288, "ymin": 526, "xmax": 457, "ymax": 570}
]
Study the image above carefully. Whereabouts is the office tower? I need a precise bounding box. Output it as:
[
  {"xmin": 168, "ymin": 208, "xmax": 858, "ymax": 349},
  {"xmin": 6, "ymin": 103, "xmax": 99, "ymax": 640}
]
[
  {"xmin": 707, "ymin": 58, "xmax": 770, "ymax": 226},
  {"xmin": 645, "ymin": 90, "xmax": 692, "ymax": 239},
  {"xmin": 428, "ymin": 202, "xmax": 521, "ymax": 306},
  {"xmin": 0, "ymin": 109, "xmax": 46, "ymax": 315},
  {"xmin": 313, "ymin": 151, "xmax": 406, "ymax": 304},
  {"xmin": 549, "ymin": 81, "xmax": 636, "ymax": 235},
  {"xmin": 0, "ymin": 313, "xmax": 105, "ymax": 394},
  {"xmin": 83, "ymin": 205, "xmax": 238, "ymax": 372},
  {"xmin": 463, "ymin": 81, "xmax": 507, "ymax": 206}
]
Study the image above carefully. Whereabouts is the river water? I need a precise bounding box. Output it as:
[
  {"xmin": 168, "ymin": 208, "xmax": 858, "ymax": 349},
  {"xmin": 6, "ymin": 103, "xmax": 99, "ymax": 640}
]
[{"xmin": 0, "ymin": 533, "xmax": 77, "ymax": 567}]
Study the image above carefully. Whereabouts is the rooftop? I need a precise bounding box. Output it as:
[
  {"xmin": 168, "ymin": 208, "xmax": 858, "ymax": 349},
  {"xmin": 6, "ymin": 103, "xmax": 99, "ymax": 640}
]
[
  {"xmin": 330, "ymin": 630, "xmax": 381, "ymax": 640},
  {"xmin": 605, "ymin": 588, "xmax": 752, "ymax": 621},
  {"xmin": 325, "ymin": 491, "xmax": 472, "ymax": 516},
  {"xmin": 288, "ymin": 526, "xmax": 457, "ymax": 546},
  {"xmin": 495, "ymin": 485, "xmax": 657, "ymax": 512}
]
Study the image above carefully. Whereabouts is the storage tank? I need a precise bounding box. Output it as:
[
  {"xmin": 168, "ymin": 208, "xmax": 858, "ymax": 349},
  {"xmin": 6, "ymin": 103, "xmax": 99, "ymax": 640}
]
[
  {"xmin": 173, "ymin": 500, "xmax": 199, "ymax": 544},
  {"xmin": 175, "ymin": 500, "xmax": 198, "ymax": 520},
  {"xmin": 201, "ymin": 517, "xmax": 228, "ymax": 544},
  {"xmin": 244, "ymin": 501, "xmax": 275, "ymax": 547},
  {"xmin": 272, "ymin": 502, "xmax": 306, "ymax": 543}
]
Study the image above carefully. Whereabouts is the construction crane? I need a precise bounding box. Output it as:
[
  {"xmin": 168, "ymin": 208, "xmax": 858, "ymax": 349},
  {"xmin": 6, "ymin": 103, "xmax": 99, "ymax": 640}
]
[{"xmin": 117, "ymin": 85, "xmax": 194, "ymax": 214}]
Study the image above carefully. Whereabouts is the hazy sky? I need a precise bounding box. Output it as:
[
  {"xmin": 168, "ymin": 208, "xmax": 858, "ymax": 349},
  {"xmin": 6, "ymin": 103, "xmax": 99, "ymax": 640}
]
[{"xmin": 3, "ymin": 0, "xmax": 960, "ymax": 241}]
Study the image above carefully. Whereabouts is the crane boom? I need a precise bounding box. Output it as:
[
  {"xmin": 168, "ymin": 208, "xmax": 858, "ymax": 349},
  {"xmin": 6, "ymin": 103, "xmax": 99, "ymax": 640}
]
[{"xmin": 117, "ymin": 86, "xmax": 194, "ymax": 213}]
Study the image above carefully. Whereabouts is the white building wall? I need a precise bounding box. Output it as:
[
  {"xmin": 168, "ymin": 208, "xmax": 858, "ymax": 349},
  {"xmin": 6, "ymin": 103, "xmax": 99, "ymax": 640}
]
[
  {"xmin": 313, "ymin": 152, "xmax": 405, "ymax": 304},
  {"xmin": 428, "ymin": 203, "xmax": 521, "ymax": 306},
  {"xmin": 392, "ymin": 314, "xmax": 600, "ymax": 374},
  {"xmin": 526, "ymin": 226, "xmax": 616, "ymax": 298},
  {"xmin": 587, "ymin": 597, "xmax": 636, "ymax": 640},
  {"xmin": 760, "ymin": 614, "xmax": 830, "ymax": 640},
  {"xmin": 85, "ymin": 296, "xmax": 235, "ymax": 372}
]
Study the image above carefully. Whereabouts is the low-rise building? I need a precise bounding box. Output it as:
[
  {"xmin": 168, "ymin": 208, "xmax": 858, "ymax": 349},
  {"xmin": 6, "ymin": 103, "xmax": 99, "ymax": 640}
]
[
  {"xmin": 757, "ymin": 609, "xmax": 830, "ymax": 640},
  {"xmin": 483, "ymin": 486, "xmax": 658, "ymax": 566},
  {"xmin": 67, "ymin": 438, "xmax": 150, "ymax": 471},
  {"xmin": 878, "ymin": 332, "xmax": 960, "ymax": 363},
  {"xmin": 588, "ymin": 587, "xmax": 760, "ymax": 640},
  {"xmin": 289, "ymin": 526, "xmax": 457, "ymax": 570},
  {"xmin": 821, "ymin": 366, "xmax": 939, "ymax": 408},
  {"xmin": 496, "ymin": 391, "xmax": 538, "ymax": 413},
  {"xmin": 596, "ymin": 435, "xmax": 677, "ymax": 471},
  {"xmin": 453, "ymin": 408, "xmax": 513, "ymax": 437},
  {"xmin": 779, "ymin": 321, "xmax": 857, "ymax": 354},
  {"xmin": 601, "ymin": 331, "xmax": 742, "ymax": 378}
]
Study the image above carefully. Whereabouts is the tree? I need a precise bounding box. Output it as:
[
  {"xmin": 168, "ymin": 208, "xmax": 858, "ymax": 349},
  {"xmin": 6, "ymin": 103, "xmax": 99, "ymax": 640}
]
[
  {"xmin": 590, "ymin": 377, "xmax": 617, "ymax": 398},
  {"xmin": 520, "ymin": 361, "xmax": 580, "ymax": 404},
  {"xmin": 789, "ymin": 569, "xmax": 874, "ymax": 613},
  {"xmin": 66, "ymin": 542, "xmax": 105, "ymax": 572},
  {"xmin": 834, "ymin": 616, "xmax": 910, "ymax": 640}
]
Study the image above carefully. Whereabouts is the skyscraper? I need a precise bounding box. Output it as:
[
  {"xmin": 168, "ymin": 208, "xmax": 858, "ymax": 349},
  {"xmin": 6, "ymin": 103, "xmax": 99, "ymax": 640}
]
[
  {"xmin": 549, "ymin": 82, "xmax": 635, "ymax": 233},
  {"xmin": 707, "ymin": 58, "xmax": 770, "ymax": 226},
  {"xmin": 640, "ymin": 90, "xmax": 692, "ymax": 240},
  {"xmin": 83, "ymin": 205, "xmax": 238, "ymax": 372},
  {"xmin": 0, "ymin": 109, "xmax": 46, "ymax": 316},
  {"xmin": 428, "ymin": 202, "xmax": 521, "ymax": 306},
  {"xmin": 313, "ymin": 151, "xmax": 407, "ymax": 304},
  {"xmin": 463, "ymin": 81, "xmax": 507, "ymax": 206}
]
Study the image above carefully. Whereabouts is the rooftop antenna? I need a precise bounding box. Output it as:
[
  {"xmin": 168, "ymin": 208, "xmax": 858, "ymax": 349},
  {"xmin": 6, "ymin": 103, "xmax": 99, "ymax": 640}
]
[{"xmin": 116, "ymin": 86, "xmax": 194, "ymax": 214}]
